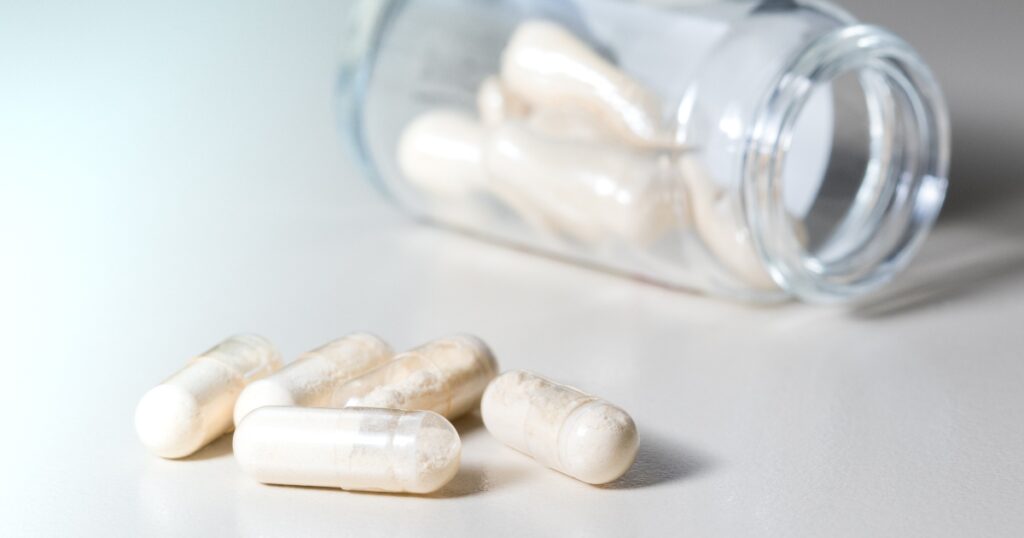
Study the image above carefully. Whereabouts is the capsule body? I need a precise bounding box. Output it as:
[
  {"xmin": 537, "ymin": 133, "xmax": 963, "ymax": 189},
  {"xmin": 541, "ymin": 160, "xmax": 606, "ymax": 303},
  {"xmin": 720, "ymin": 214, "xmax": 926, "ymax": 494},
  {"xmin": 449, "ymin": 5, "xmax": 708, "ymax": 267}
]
[
  {"xmin": 397, "ymin": 111, "xmax": 484, "ymax": 200},
  {"xmin": 681, "ymin": 156, "xmax": 778, "ymax": 290},
  {"xmin": 484, "ymin": 122, "xmax": 683, "ymax": 244},
  {"xmin": 501, "ymin": 20, "xmax": 667, "ymax": 146},
  {"xmin": 477, "ymin": 75, "xmax": 528, "ymax": 126},
  {"xmin": 234, "ymin": 406, "xmax": 461, "ymax": 494},
  {"xmin": 398, "ymin": 112, "xmax": 681, "ymax": 244},
  {"xmin": 334, "ymin": 334, "xmax": 498, "ymax": 420},
  {"xmin": 233, "ymin": 333, "xmax": 393, "ymax": 426},
  {"xmin": 481, "ymin": 370, "xmax": 638, "ymax": 485},
  {"xmin": 135, "ymin": 334, "xmax": 282, "ymax": 459}
]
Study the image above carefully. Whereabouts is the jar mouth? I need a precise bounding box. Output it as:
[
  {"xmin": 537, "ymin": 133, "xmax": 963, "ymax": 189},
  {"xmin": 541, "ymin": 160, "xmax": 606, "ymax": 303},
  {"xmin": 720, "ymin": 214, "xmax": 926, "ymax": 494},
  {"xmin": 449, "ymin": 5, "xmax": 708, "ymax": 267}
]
[{"xmin": 744, "ymin": 24, "xmax": 949, "ymax": 303}]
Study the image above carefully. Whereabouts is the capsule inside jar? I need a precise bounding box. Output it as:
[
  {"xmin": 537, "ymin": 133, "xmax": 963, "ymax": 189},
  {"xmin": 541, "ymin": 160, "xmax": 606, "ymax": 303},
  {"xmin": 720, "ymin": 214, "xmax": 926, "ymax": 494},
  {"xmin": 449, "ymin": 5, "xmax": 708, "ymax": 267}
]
[{"xmin": 234, "ymin": 406, "xmax": 461, "ymax": 494}]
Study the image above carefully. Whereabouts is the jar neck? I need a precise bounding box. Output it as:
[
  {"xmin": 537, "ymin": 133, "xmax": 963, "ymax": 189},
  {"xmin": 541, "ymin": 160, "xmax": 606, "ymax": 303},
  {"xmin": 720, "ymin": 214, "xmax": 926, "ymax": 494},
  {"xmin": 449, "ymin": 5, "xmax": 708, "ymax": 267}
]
[{"xmin": 744, "ymin": 24, "xmax": 949, "ymax": 302}]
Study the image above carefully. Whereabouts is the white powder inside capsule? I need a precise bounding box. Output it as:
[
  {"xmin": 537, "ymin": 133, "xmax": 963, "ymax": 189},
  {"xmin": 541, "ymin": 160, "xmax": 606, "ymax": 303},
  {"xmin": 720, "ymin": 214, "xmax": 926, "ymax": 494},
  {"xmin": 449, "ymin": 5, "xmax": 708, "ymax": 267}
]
[
  {"xmin": 356, "ymin": 370, "xmax": 447, "ymax": 411},
  {"xmin": 415, "ymin": 422, "xmax": 460, "ymax": 474},
  {"xmin": 481, "ymin": 371, "xmax": 577, "ymax": 460},
  {"xmin": 348, "ymin": 335, "xmax": 497, "ymax": 419},
  {"xmin": 481, "ymin": 370, "xmax": 638, "ymax": 483}
]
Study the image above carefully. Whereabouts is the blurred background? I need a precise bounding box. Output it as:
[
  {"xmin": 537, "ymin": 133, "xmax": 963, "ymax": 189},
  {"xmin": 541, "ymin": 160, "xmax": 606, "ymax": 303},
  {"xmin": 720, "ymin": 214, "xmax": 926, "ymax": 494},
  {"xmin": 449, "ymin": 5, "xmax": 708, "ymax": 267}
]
[
  {"xmin": 1, "ymin": 1, "xmax": 1022, "ymax": 536},
  {"xmin": 2, "ymin": 0, "xmax": 1022, "ymax": 339}
]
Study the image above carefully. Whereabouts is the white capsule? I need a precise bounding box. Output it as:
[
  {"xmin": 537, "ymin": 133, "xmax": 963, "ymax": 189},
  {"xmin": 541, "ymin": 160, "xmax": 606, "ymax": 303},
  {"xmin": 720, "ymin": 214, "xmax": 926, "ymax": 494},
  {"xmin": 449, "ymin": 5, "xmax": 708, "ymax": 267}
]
[
  {"xmin": 524, "ymin": 105, "xmax": 622, "ymax": 144},
  {"xmin": 232, "ymin": 333, "xmax": 393, "ymax": 427},
  {"xmin": 234, "ymin": 406, "xmax": 461, "ymax": 494},
  {"xmin": 477, "ymin": 75, "xmax": 528, "ymax": 126},
  {"xmin": 485, "ymin": 122, "xmax": 684, "ymax": 244},
  {"xmin": 681, "ymin": 156, "xmax": 781, "ymax": 290},
  {"xmin": 335, "ymin": 334, "xmax": 498, "ymax": 421},
  {"xmin": 397, "ymin": 110, "xmax": 684, "ymax": 243},
  {"xmin": 135, "ymin": 334, "xmax": 282, "ymax": 459},
  {"xmin": 396, "ymin": 110, "xmax": 484, "ymax": 198},
  {"xmin": 501, "ymin": 20, "xmax": 667, "ymax": 146},
  {"xmin": 477, "ymin": 74, "xmax": 620, "ymax": 143},
  {"xmin": 397, "ymin": 110, "xmax": 557, "ymax": 234},
  {"xmin": 481, "ymin": 370, "xmax": 638, "ymax": 485}
]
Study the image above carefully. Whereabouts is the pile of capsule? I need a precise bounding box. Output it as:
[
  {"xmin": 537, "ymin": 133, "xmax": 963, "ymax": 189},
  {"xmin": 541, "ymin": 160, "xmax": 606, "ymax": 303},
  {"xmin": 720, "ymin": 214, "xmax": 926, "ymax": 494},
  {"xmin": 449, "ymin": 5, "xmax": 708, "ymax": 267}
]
[
  {"xmin": 135, "ymin": 333, "xmax": 639, "ymax": 493},
  {"xmin": 399, "ymin": 20, "xmax": 785, "ymax": 290}
]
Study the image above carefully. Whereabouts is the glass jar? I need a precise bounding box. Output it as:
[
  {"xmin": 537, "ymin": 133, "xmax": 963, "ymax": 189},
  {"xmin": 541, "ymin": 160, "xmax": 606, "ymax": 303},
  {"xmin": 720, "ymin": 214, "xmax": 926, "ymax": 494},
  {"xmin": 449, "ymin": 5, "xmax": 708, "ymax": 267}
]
[{"xmin": 336, "ymin": 0, "xmax": 949, "ymax": 303}]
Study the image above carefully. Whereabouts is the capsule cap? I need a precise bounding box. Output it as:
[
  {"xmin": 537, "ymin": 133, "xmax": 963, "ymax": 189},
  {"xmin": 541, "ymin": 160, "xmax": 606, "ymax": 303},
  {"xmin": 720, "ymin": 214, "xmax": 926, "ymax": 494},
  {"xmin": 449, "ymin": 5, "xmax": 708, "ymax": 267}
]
[
  {"xmin": 558, "ymin": 400, "xmax": 639, "ymax": 484},
  {"xmin": 135, "ymin": 384, "xmax": 206, "ymax": 459}
]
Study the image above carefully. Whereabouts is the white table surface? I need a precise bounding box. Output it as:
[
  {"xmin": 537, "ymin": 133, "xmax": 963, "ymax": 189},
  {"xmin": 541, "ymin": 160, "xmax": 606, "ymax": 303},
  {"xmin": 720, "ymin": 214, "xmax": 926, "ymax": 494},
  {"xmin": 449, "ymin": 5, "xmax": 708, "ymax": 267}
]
[{"xmin": 2, "ymin": 2, "xmax": 1023, "ymax": 537}]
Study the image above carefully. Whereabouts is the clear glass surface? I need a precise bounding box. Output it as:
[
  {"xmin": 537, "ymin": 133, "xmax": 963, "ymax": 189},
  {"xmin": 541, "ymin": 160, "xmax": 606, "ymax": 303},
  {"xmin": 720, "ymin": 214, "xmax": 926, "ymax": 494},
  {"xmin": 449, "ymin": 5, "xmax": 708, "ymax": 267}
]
[{"xmin": 337, "ymin": 0, "xmax": 949, "ymax": 302}]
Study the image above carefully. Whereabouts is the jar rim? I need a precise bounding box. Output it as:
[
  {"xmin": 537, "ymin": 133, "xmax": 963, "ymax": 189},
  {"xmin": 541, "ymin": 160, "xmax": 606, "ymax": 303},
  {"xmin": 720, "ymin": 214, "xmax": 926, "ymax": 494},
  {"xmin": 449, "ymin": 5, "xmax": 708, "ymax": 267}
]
[{"xmin": 743, "ymin": 24, "xmax": 950, "ymax": 303}]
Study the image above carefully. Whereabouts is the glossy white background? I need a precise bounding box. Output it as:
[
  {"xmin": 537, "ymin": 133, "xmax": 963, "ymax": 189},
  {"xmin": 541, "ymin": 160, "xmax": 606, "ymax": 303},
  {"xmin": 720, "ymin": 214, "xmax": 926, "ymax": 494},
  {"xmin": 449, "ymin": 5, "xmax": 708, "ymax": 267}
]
[{"xmin": 1, "ymin": 1, "xmax": 1023, "ymax": 536}]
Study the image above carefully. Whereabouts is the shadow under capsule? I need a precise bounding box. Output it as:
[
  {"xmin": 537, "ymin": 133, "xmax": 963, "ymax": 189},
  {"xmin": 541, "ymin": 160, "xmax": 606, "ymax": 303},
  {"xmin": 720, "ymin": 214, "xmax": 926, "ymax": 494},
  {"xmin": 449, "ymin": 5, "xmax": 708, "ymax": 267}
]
[
  {"xmin": 180, "ymin": 432, "xmax": 234, "ymax": 461},
  {"xmin": 600, "ymin": 431, "xmax": 713, "ymax": 490}
]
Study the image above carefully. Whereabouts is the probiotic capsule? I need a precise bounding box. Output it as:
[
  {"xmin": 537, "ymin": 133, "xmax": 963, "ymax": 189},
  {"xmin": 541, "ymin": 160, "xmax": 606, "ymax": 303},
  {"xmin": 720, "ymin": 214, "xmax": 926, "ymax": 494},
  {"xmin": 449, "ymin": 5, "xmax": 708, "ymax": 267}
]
[
  {"xmin": 397, "ymin": 110, "xmax": 484, "ymax": 199},
  {"xmin": 477, "ymin": 74, "xmax": 621, "ymax": 143},
  {"xmin": 234, "ymin": 406, "xmax": 461, "ymax": 494},
  {"xmin": 135, "ymin": 334, "xmax": 282, "ymax": 459},
  {"xmin": 481, "ymin": 370, "xmax": 638, "ymax": 485},
  {"xmin": 334, "ymin": 334, "xmax": 498, "ymax": 421},
  {"xmin": 681, "ymin": 156, "xmax": 807, "ymax": 290},
  {"xmin": 477, "ymin": 75, "xmax": 528, "ymax": 126},
  {"xmin": 484, "ymin": 122, "xmax": 684, "ymax": 244},
  {"xmin": 232, "ymin": 333, "xmax": 393, "ymax": 426},
  {"xmin": 501, "ymin": 20, "xmax": 667, "ymax": 146}
]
